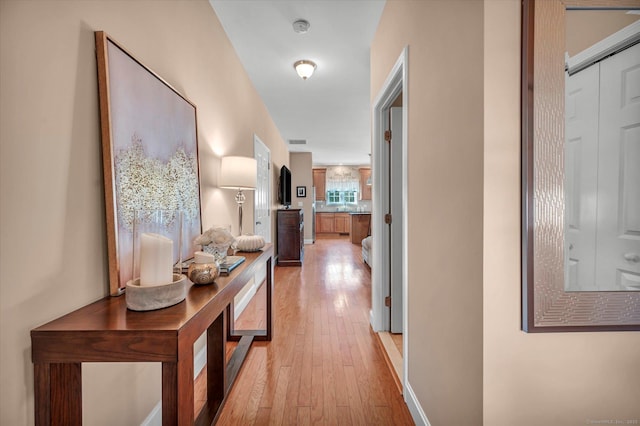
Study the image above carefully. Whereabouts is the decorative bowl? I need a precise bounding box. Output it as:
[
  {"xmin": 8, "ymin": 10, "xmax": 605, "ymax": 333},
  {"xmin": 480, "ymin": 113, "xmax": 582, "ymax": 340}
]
[
  {"xmin": 234, "ymin": 234, "xmax": 265, "ymax": 252},
  {"xmin": 125, "ymin": 274, "xmax": 187, "ymax": 311}
]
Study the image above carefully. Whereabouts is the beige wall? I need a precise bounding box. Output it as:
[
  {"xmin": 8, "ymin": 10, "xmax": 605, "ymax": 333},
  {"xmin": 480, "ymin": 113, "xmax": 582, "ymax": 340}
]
[
  {"xmin": 484, "ymin": 1, "xmax": 640, "ymax": 425},
  {"xmin": 371, "ymin": 1, "xmax": 484, "ymax": 424},
  {"xmin": 0, "ymin": 0, "xmax": 288, "ymax": 424},
  {"xmin": 566, "ymin": 10, "xmax": 640, "ymax": 56},
  {"xmin": 289, "ymin": 152, "xmax": 314, "ymax": 241}
]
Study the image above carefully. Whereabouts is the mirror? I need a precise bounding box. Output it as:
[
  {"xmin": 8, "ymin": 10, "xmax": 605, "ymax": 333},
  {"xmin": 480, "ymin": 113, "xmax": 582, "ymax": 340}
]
[
  {"xmin": 564, "ymin": 9, "xmax": 640, "ymax": 292},
  {"xmin": 521, "ymin": 0, "xmax": 640, "ymax": 332}
]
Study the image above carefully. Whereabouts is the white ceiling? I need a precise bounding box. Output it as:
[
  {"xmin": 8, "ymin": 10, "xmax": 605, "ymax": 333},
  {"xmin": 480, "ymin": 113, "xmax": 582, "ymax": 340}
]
[{"xmin": 209, "ymin": 0, "xmax": 386, "ymax": 166}]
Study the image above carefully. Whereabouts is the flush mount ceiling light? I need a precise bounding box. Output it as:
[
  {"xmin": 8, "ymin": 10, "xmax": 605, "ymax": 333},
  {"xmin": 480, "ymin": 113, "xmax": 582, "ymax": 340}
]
[{"xmin": 294, "ymin": 60, "xmax": 316, "ymax": 80}]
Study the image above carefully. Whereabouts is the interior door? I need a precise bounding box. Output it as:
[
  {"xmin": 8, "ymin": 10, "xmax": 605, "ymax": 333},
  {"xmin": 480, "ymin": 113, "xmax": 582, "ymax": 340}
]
[
  {"xmin": 595, "ymin": 42, "xmax": 640, "ymax": 290},
  {"xmin": 565, "ymin": 63, "xmax": 599, "ymax": 291},
  {"xmin": 254, "ymin": 135, "xmax": 271, "ymax": 286},
  {"xmin": 390, "ymin": 107, "xmax": 403, "ymax": 333}
]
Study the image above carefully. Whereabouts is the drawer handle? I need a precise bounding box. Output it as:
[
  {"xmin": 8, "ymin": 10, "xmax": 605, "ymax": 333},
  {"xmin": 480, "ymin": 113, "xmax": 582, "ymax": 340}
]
[{"xmin": 256, "ymin": 221, "xmax": 262, "ymax": 225}]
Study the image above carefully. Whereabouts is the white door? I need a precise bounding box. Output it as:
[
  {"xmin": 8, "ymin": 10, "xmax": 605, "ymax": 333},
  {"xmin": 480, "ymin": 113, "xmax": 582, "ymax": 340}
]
[
  {"xmin": 390, "ymin": 107, "xmax": 403, "ymax": 333},
  {"xmin": 254, "ymin": 135, "xmax": 271, "ymax": 286},
  {"xmin": 254, "ymin": 135, "xmax": 271, "ymax": 243},
  {"xmin": 564, "ymin": 64, "xmax": 599, "ymax": 291},
  {"xmin": 595, "ymin": 42, "xmax": 640, "ymax": 290}
]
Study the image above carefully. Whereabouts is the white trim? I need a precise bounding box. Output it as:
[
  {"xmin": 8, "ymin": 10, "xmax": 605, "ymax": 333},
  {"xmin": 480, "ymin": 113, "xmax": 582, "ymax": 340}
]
[
  {"xmin": 371, "ymin": 46, "xmax": 411, "ymax": 410},
  {"xmin": 371, "ymin": 47, "xmax": 408, "ymax": 333},
  {"xmin": 405, "ymin": 381, "xmax": 431, "ymax": 426},
  {"xmin": 304, "ymin": 238, "xmax": 314, "ymax": 244},
  {"xmin": 567, "ymin": 20, "xmax": 640, "ymax": 75}
]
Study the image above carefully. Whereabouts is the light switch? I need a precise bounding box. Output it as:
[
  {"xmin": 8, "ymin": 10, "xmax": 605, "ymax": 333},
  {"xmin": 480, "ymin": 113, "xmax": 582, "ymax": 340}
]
[{"xmin": 298, "ymin": 201, "xmax": 304, "ymax": 207}]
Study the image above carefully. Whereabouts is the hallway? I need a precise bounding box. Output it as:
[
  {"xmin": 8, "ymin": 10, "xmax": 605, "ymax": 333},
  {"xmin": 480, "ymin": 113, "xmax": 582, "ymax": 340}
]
[{"xmin": 212, "ymin": 237, "xmax": 414, "ymax": 424}]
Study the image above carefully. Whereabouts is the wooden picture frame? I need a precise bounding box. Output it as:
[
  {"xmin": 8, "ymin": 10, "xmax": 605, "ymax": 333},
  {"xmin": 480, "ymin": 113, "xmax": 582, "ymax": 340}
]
[
  {"xmin": 297, "ymin": 186, "xmax": 306, "ymax": 198},
  {"xmin": 95, "ymin": 31, "xmax": 202, "ymax": 296}
]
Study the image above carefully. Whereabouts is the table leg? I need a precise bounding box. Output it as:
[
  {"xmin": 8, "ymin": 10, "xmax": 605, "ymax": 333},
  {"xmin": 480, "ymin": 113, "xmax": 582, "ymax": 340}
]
[
  {"xmin": 161, "ymin": 362, "xmax": 178, "ymax": 426},
  {"xmin": 34, "ymin": 363, "xmax": 81, "ymax": 426},
  {"xmin": 179, "ymin": 344, "xmax": 195, "ymax": 425},
  {"xmin": 264, "ymin": 256, "xmax": 273, "ymax": 341},
  {"xmin": 34, "ymin": 363, "xmax": 50, "ymax": 426},
  {"xmin": 208, "ymin": 310, "xmax": 226, "ymax": 414}
]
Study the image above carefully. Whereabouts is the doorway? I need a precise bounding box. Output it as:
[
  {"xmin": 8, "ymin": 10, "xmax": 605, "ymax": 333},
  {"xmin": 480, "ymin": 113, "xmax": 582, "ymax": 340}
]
[{"xmin": 371, "ymin": 47, "xmax": 408, "ymax": 391}]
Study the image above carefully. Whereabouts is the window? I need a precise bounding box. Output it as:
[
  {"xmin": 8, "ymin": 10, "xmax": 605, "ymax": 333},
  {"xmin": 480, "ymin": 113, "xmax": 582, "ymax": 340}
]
[
  {"xmin": 327, "ymin": 190, "xmax": 357, "ymax": 204},
  {"xmin": 325, "ymin": 166, "xmax": 360, "ymax": 205}
]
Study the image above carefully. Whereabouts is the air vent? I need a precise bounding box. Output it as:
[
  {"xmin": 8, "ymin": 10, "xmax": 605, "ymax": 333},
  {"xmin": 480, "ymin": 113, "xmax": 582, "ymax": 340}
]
[{"xmin": 288, "ymin": 139, "xmax": 307, "ymax": 145}]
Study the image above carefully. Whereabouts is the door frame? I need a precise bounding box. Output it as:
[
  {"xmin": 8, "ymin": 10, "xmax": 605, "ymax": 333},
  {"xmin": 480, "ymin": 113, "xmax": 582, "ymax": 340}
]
[{"xmin": 370, "ymin": 47, "xmax": 409, "ymax": 388}]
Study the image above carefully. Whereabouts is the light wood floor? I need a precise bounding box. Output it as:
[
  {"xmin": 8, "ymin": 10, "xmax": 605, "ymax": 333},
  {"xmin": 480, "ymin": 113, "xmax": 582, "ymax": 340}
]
[{"xmin": 199, "ymin": 237, "xmax": 414, "ymax": 425}]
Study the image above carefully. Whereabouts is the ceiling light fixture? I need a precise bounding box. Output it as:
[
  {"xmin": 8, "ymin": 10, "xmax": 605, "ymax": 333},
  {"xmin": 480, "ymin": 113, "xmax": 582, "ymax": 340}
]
[{"xmin": 294, "ymin": 60, "xmax": 316, "ymax": 80}]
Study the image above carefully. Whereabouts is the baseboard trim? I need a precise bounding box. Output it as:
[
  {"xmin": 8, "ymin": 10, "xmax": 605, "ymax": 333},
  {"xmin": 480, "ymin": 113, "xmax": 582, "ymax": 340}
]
[
  {"xmin": 405, "ymin": 381, "xmax": 431, "ymax": 426},
  {"xmin": 374, "ymin": 331, "xmax": 402, "ymax": 394}
]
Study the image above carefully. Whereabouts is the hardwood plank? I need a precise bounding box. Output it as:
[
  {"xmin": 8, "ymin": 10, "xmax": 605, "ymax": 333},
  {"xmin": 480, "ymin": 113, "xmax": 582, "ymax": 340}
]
[
  {"xmin": 268, "ymin": 366, "xmax": 291, "ymax": 425},
  {"xmin": 213, "ymin": 238, "xmax": 414, "ymax": 425},
  {"xmin": 342, "ymin": 365, "xmax": 366, "ymax": 424},
  {"xmin": 310, "ymin": 365, "xmax": 324, "ymax": 424},
  {"xmin": 297, "ymin": 406, "xmax": 311, "ymax": 425}
]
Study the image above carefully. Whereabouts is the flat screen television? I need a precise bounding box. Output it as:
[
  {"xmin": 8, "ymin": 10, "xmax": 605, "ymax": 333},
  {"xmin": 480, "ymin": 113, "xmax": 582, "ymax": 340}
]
[{"xmin": 279, "ymin": 165, "xmax": 292, "ymax": 207}]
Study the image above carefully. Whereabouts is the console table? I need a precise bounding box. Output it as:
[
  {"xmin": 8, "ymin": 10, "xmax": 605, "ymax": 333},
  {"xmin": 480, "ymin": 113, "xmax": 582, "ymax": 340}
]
[{"xmin": 31, "ymin": 244, "xmax": 273, "ymax": 426}]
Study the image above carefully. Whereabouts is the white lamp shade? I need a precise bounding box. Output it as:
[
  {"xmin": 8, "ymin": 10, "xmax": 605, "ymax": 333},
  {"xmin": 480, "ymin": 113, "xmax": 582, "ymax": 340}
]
[
  {"xmin": 219, "ymin": 156, "xmax": 257, "ymax": 190},
  {"xmin": 294, "ymin": 60, "xmax": 316, "ymax": 80}
]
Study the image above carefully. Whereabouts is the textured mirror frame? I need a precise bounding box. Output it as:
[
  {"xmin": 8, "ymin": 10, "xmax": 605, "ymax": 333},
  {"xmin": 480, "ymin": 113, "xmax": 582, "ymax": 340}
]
[{"xmin": 521, "ymin": 0, "xmax": 640, "ymax": 332}]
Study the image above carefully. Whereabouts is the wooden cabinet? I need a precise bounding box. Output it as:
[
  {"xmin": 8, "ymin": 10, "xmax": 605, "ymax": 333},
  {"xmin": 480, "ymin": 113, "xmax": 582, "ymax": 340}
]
[
  {"xmin": 277, "ymin": 209, "xmax": 304, "ymax": 266},
  {"xmin": 312, "ymin": 168, "xmax": 326, "ymax": 201},
  {"xmin": 316, "ymin": 212, "xmax": 334, "ymax": 233},
  {"xmin": 316, "ymin": 212, "xmax": 351, "ymax": 235},
  {"xmin": 334, "ymin": 213, "xmax": 351, "ymax": 234},
  {"xmin": 351, "ymin": 213, "xmax": 371, "ymax": 244},
  {"xmin": 359, "ymin": 168, "xmax": 372, "ymax": 200}
]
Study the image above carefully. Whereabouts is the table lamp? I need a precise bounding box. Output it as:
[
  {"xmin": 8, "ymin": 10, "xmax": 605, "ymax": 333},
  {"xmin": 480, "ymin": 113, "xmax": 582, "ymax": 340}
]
[{"xmin": 219, "ymin": 156, "xmax": 257, "ymax": 235}]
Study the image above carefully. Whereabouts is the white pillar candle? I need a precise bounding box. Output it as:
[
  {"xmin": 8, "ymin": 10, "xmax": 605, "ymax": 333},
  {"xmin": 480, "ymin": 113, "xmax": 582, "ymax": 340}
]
[
  {"xmin": 194, "ymin": 251, "xmax": 215, "ymax": 264},
  {"xmin": 140, "ymin": 233, "xmax": 173, "ymax": 286}
]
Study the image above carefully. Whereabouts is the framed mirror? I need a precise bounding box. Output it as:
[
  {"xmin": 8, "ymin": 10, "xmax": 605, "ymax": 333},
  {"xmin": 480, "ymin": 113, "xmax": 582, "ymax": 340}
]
[{"xmin": 521, "ymin": 0, "xmax": 640, "ymax": 332}]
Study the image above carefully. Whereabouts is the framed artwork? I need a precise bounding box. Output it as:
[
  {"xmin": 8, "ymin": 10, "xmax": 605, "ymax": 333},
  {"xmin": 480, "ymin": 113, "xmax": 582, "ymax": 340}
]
[
  {"xmin": 297, "ymin": 186, "xmax": 306, "ymax": 198},
  {"xmin": 95, "ymin": 31, "xmax": 202, "ymax": 296}
]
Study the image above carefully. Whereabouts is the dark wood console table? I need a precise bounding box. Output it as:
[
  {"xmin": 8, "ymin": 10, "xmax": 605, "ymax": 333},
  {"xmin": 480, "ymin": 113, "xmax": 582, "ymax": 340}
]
[{"xmin": 31, "ymin": 244, "xmax": 273, "ymax": 426}]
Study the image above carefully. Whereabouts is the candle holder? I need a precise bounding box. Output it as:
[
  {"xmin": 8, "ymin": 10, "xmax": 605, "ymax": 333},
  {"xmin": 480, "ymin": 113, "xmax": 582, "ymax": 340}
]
[
  {"xmin": 126, "ymin": 274, "xmax": 187, "ymax": 311},
  {"xmin": 187, "ymin": 251, "xmax": 219, "ymax": 285},
  {"xmin": 126, "ymin": 210, "xmax": 187, "ymax": 311}
]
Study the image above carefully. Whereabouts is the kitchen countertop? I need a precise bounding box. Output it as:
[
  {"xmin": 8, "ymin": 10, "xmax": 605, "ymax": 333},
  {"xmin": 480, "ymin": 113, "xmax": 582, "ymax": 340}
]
[{"xmin": 316, "ymin": 211, "xmax": 371, "ymax": 215}]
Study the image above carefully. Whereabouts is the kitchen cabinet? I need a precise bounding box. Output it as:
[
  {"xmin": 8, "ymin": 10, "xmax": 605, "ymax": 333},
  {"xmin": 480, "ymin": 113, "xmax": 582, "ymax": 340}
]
[
  {"xmin": 334, "ymin": 213, "xmax": 350, "ymax": 234},
  {"xmin": 313, "ymin": 168, "xmax": 326, "ymax": 201},
  {"xmin": 316, "ymin": 212, "xmax": 334, "ymax": 233},
  {"xmin": 316, "ymin": 212, "xmax": 351, "ymax": 235},
  {"xmin": 350, "ymin": 213, "xmax": 371, "ymax": 244},
  {"xmin": 277, "ymin": 209, "xmax": 304, "ymax": 266},
  {"xmin": 359, "ymin": 168, "xmax": 372, "ymax": 200}
]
